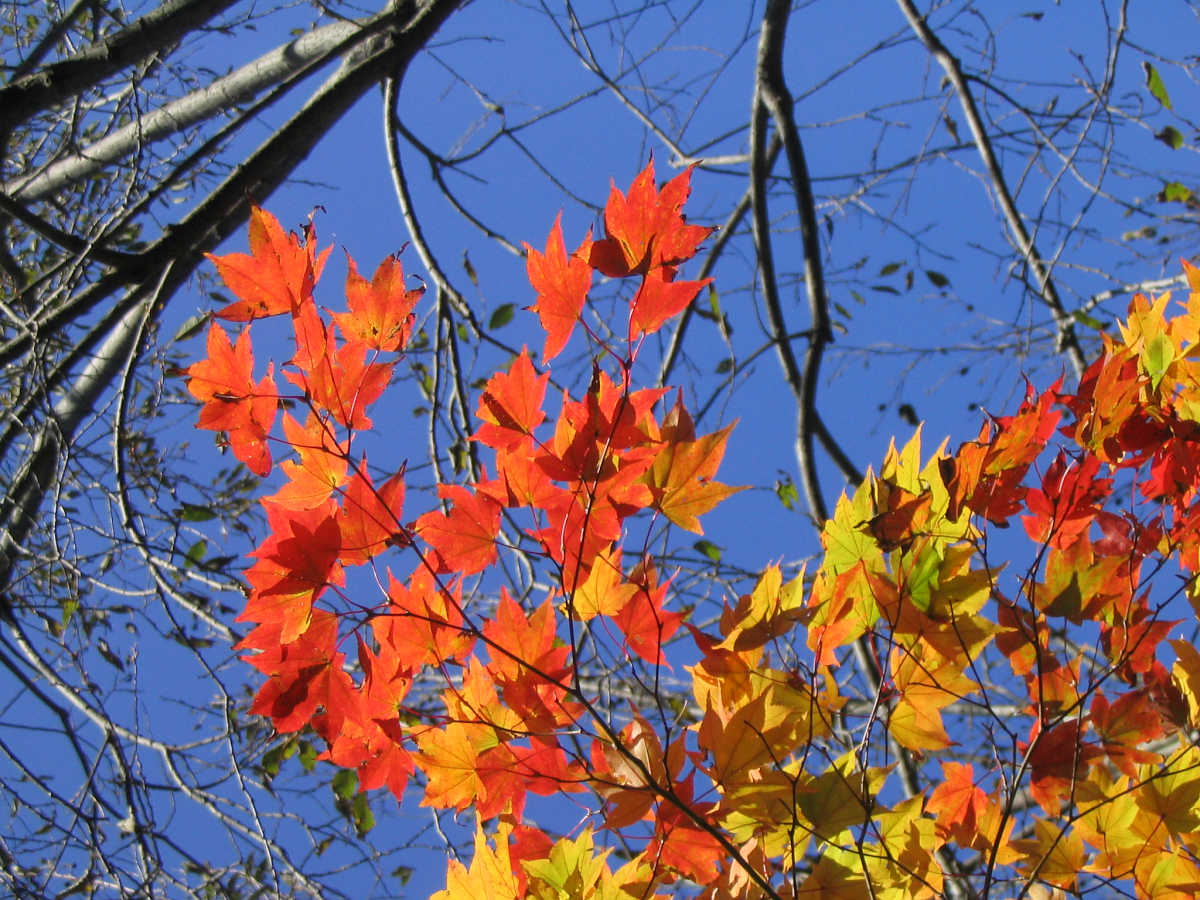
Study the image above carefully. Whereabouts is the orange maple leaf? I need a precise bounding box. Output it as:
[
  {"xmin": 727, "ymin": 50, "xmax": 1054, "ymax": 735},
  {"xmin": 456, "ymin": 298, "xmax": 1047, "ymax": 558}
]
[
  {"xmin": 271, "ymin": 413, "xmax": 349, "ymax": 509},
  {"xmin": 646, "ymin": 396, "xmax": 742, "ymax": 533},
  {"xmin": 209, "ymin": 207, "xmax": 330, "ymax": 321},
  {"xmin": 333, "ymin": 253, "xmax": 421, "ymax": 352}
]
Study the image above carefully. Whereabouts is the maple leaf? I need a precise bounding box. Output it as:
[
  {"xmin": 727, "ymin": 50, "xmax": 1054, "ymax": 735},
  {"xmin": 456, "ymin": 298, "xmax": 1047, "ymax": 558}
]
[
  {"xmin": 209, "ymin": 207, "xmax": 330, "ymax": 321},
  {"xmin": 337, "ymin": 461, "xmax": 407, "ymax": 566},
  {"xmin": 415, "ymin": 483, "xmax": 502, "ymax": 575},
  {"xmin": 238, "ymin": 610, "xmax": 356, "ymax": 734},
  {"xmin": 284, "ymin": 299, "xmax": 392, "ymax": 429},
  {"xmin": 524, "ymin": 214, "xmax": 592, "ymax": 362},
  {"xmin": 1021, "ymin": 720, "xmax": 1100, "ymax": 816},
  {"xmin": 271, "ymin": 413, "xmax": 348, "ymax": 508},
  {"xmin": 472, "ymin": 349, "xmax": 549, "ymax": 451},
  {"xmin": 569, "ymin": 545, "xmax": 636, "ymax": 619},
  {"xmin": 240, "ymin": 499, "xmax": 345, "ymax": 643},
  {"xmin": 613, "ymin": 559, "xmax": 683, "ymax": 665},
  {"xmin": 333, "ymin": 253, "xmax": 421, "ymax": 352},
  {"xmin": 186, "ymin": 322, "xmax": 278, "ymax": 476},
  {"xmin": 926, "ymin": 762, "xmax": 988, "ymax": 845},
  {"xmin": 588, "ymin": 159, "xmax": 712, "ymax": 277},
  {"xmin": 629, "ymin": 267, "xmax": 712, "ymax": 341},
  {"xmin": 376, "ymin": 569, "xmax": 475, "ymax": 668},
  {"xmin": 645, "ymin": 396, "xmax": 743, "ymax": 533},
  {"xmin": 432, "ymin": 818, "xmax": 521, "ymax": 900}
]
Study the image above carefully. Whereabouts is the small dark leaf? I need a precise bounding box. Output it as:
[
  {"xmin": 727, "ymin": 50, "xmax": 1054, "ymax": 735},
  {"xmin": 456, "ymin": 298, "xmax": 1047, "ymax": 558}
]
[
  {"xmin": 693, "ymin": 539, "xmax": 723, "ymax": 564},
  {"xmin": 351, "ymin": 791, "xmax": 375, "ymax": 836},
  {"xmin": 185, "ymin": 540, "xmax": 207, "ymax": 566},
  {"xmin": 179, "ymin": 503, "xmax": 216, "ymax": 522},
  {"xmin": 1143, "ymin": 61, "xmax": 1173, "ymax": 109},
  {"xmin": 715, "ymin": 358, "xmax": 734, "ymax": 375},
  {"xmin": 488, "ymin": 303, "xmax": 515, "ymax": 329},
  {"xmin": 898, "ymin": 403, "xmax": 919, "ymax": 426},
  {"xmin": 1156, "ymin": 126, "xmax": 1184, "ymax": 150},
  {"xmin": 1160, "ymin": 181, "xmax": 1193, "ymax": 203},
  {"xmin": 171, "ymin": 314, "xmax": 208, "ymax": 343},
  {"xmin": 879, "ymin": 262, "xmax": 901, "ymax": 276},
  {"xmin": 925, "ymin": 270, "xmax": 950, "ymax": 288},
  {"xmin": 332, "ymin": 768, "xmax": 357, "ymax": 802},
  {"xmin": 775, "ymin": 477, "xmax": 799, "ymax": 511}
]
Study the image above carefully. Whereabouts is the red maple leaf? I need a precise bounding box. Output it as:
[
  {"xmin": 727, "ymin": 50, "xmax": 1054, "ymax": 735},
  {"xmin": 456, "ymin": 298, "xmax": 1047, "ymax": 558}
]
[
  {"xmin": 284, "ymin": 298, "xmax": 392, "ymax": 429},
  {"xmin": 209, "ymin": 207, "xmax": 330, "ymax": 321},
  {"xmin": 524, "ymin": 214, "xmax": 592, "ymax": 362},
  {"xmin": 415, "ymin": 483, "xmax": 502, "ymax": 575},
  {"xmin": 472, "ymin": 349, "xmax": 549, "ymax": 451},
  {"xmin": 337, "ymin": 461, "xmax": 407, "ymax": 566},
  {"xmin": 588, "ymin": 159, "xmax": 711, "ymax": 277},
  {"xmin": 238, "ymin": 609, "xmax": 356, "ymax": 734},
  {"xmin": 613, "ymin": 559, "xmax": 683, "ymax": 666},
  {"xmin": 186, "ymin": 322, "xmax": 278, "ymax": 476},
  {"xmin": 240, "ymin": 499, "xmax": 345, "ymax": 644}
]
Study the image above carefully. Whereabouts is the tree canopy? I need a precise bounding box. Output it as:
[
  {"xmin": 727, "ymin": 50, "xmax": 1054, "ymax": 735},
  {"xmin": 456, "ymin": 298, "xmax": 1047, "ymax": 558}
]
[{"xmin": 3, "ymin": 1, "xmax": 1199, "ymax": 896}]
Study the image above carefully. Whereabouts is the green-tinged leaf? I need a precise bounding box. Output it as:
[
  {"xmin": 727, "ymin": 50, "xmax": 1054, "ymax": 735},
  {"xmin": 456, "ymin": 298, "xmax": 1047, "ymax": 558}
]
[
  {"xmin": 925, "ymin": 270, "xmax": 950, "ymax": 288},
  {"xmin": 1145, "ymin": 331, "xmax": 1175, "ymax": 390},
  {"xmin": 694, "ymin": 539, "xmax": 723, "ymax": 563},
  {"xmin": 850, "ymin": 289, "xmax": 866, "ymax": 305},
  {"xmin": 59, "ymin": 598, "xmax": 78, "ymax": 633},
  {"xmin": 776, "ymin": 477, "xmax": 799, "ymax": 511},
  {"xmin": 262, "ymin": 739, "xmax": 298, "ymax": 779},
  {"xmin": 332, "ymin": 768, "xmax": 358, "ymax": 802},
  {"xmin": 1143, "ymin": 61, "xmax": 1173, "ymax": 109},
  {"xmin": 392, "ymin": 867, "xmax": 414, "ymax": 885},
  {"xmin": 172, "ymin": 314, "xmax": 208, "ymax": 343},
  {"xmin": 709, "ymin": 284, "xmax": 722, "ymax": 319},
  {"xmin": 1161, "ymin": 182, "xmax": 1193, "ymax": 203},
  {"xmin": 872, "ymin": 285, "xmax": 900, "ymax": 295},
  {"xmin": 462, "ymin": 249, "xmax": 478, "ymax": 286},
  {"xmin": 185, "ymin": 540, "xmax": 207, "ymax": 566},
  {"xmin": 351, "ymin": 791, "xmax": 374, "ymax": 836},
  {"xmin": 1156, "ymin": 126, "xmax": 1184, "ymax": 150},
  {"xmin": 488, "ymin": 303, "xmax": 515, "ymax": 329},
  {"xmin": 450, "ymin": 441, "xmax": 469, "ymax": 474},
  {"xmin": 299, "ymin": 741, "xmax": 318, "ymax": 772},
  {"xmin": 179, "ymin": 503, "xmax": 216, "ymax": 522},
  {"xmin": 834, "ymin": 301, "xmax": 852, "ymax": 319},
  {"xmin": 879, "ymin": 262, "xmax": 901, "ymax": 276},
  {"xmin": 1071, "ymin": 309, "xmax": 1107, "ymax": 331},
  {"xmin": 715, "ymin": 358, "xmax": 733, "ymax": 374}
]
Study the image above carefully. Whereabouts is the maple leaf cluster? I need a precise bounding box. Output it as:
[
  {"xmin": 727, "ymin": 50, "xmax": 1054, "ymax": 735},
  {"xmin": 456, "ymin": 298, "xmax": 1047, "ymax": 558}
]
[{"xmin": 188, "ymin": 169, "xmax": 1200, "ymax": 898}]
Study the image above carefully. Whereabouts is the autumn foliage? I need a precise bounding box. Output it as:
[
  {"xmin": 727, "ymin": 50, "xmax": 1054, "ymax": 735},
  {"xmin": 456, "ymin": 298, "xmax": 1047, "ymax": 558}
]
[{"xmin": 188, "ymin": 162, "xmax": 1200, "ymax": 898}]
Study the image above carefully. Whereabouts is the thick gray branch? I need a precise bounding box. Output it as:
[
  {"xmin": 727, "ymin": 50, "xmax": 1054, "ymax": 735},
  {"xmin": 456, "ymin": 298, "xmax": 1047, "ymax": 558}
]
[
  {"xmin": 0, "ymin": 0, "xmax": 240, "ymax": 133},
  {"xmin": 6, "ymin": 19, "xmax": 367, "ymax": 202}
]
